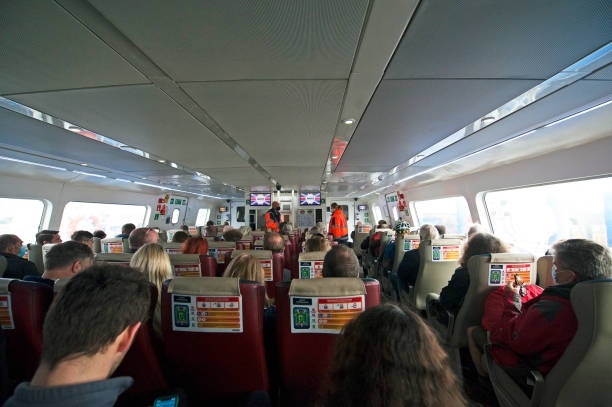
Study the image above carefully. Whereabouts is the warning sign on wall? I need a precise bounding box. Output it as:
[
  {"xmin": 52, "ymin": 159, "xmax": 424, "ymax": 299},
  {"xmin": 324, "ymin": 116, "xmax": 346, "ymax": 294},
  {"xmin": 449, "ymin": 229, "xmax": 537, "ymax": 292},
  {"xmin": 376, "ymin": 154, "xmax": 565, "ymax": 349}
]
[
  {"xmin": 290, "ymin": 295, "xmax": 365, "ymax": 334},
  {"xmin": 0, "ymin": 295, "xmax": 14, "ymax": 330},
  {"xmin": 488, "ymin": 264, "xmax": 532, "ymax": 286},
  {"xmin": 172, "ymin": 295, "xmax": 242, "ymax": 333},
  {"xmin": 432, "ymin": 245, "xmax": 460, "ymax": 262},
  {"xmin": 173, "ymin": 264, "xmax": 201, "ymax": 277}
]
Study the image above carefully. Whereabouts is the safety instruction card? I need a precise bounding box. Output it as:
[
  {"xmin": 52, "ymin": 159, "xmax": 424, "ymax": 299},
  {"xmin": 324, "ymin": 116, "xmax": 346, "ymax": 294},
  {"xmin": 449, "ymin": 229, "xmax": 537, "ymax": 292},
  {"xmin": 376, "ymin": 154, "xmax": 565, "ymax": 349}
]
[
  {"xmin": 0, "ymin": 295, "xmax": 14, "ymax": 330},
  {"xmin": 172, "ymin": 294, "xmax": 243, "ymax": 332},
  {"xmin": 488, "ymin": 264, "xmax": 532, "ymax": 286},
  {"xmin": 104, "ymin": 242, "xmax": 123, "ymax": 253},
  {"xmin": 299, "ymin": 260, "xmax": 324, "ymax": 279},
  {"xmin": 290, "ymin": 295, "xmax": 365, "ymax": 334},
  {"xmin": 403, "ymin": 239, "xmax": 420, "ymax": 251},
  {"xmin": 173, "ymin": 264, "xmax": 201, "ymax": 277},
  {"xmin": 261, "ymin": 259, "xmax": 273, "ymax": 281},
  {"xmin": 432, "ymin": 245, "xmax": 460, "ymax": 261}
]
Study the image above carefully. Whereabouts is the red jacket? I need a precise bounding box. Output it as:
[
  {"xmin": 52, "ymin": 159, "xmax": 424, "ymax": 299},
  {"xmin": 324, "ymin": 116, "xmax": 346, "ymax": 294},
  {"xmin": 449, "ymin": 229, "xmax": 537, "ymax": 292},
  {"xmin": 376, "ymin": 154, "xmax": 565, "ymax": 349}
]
[
  {"xmin": 488, "ymin": 284, "xmax": 577, "ymax": 374},
  {"xmin": 328, "ymin": 209, "xmax": 348, "ymax": 239}
]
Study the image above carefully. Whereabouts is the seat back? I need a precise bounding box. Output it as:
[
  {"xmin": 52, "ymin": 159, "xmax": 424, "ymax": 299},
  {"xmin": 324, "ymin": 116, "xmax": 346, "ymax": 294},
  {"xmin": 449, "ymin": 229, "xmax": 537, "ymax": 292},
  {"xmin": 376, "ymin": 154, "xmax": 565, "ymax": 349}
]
[
  {"xmin": 0, "ymin": 278, "xmax": 53, "ymax": 382},
  {"xmin": 540, "ymin": 279, "xmax": 612, "ymax": 407},
  {"xmin": 100, "ymin": 237, "xmax": 128, "ymax": 253},
  {"xmin": 238, "ymin": 240, "xmax": 253, "ymax": 250},
  {"xmin": 411, "ymin": 238, "xmax": 463, "ymax": 310},
  {"xmin": 161, "ymin": 242, "xmax": 183, "ymax": 255},
  {"xmin": 297, "ymin": 251, "xmax": 327, "ymax": 279},
  {"xmin": 158, "ymin": 231, "xmax": 168, "ymax": 243},
  {"xmin": 161, "ymin": 277, "xmax": 268, "ymax": 397},
  {"xmin": 231, "ymin": 250, "xmax": 280, "ymax": 298},
  {"xmin": 166, "ymin": 229, "xmax": 182, "ymax": 242},
  {"xmin": 450, "ymin": 253, "xmax": 536, "ymax": 347},
  {"xmin": 208, "ymin": 241, "xmax": 235, "ymax": 275},
  {"xmin": 169, "ymin": 254, "xmax": 210, "ymax": 277},
  {"xmin": 94, "ymin": 253, "xmax": 133, "ymax": 267},
  {"xmin": 254, "ymin": 239, "xmax": 264, "ymax": 250},
  {"xmin": 442, "ymin": 234, "xmax": 467, "ymax": 241},
  {"xmin": 392, "ymin": 234, "xmax": 420, "ymax": 274},
  {"xmin": 92, "ymin": 237, "xmax": 102, "ymax": 254},
  {"xmin": 276, "ymin": 278, "xmax": 380, "ymax": 405},
  {"xmin": 0, "ymin": 257, "xmax": 5, "ymax": 277},
  {"xmin": 41, "ymin": 243, "xmax": 58, "ymax": 268},
  {"xmin": 26, "ymin": 244, "xmax": 44, "ymax": 273},
  {"xmin": 537, "ymin": 255, "xmax": 555, "ymax": 288},
  {"xmin": 252, "ymin": 231, "xmax": 265, "ymax": 242}
]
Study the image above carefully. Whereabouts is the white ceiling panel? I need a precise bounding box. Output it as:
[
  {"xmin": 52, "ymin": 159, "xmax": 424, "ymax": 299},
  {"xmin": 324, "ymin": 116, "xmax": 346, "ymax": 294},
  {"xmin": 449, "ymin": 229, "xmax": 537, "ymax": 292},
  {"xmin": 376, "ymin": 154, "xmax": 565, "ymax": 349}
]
[
  {"xmin": 585, "ymin": 64, "xmax": 612, "ymax": 81},
  {"xmin": 183, "ymin": 80, "xmax": 346, "ymax": 167},
  {"xmin": 385, "ymin": 0, "xmax": 612, "ymax": 79},
  {"xmin": 7, "ymin": 85, "xmax": 246, "ymax": 170},
  {"xmin": 266, "ymin": 166, "xmax": 323, "ymax": 188},
  {"xmin": 89, "ymin": 0, "xmax": 369, "ymax": 81},
  {"xmin": 0, "ymin": 0, "xmax": 147, "ymax": 95},
  {"xmin": 337, "ymin": 79, "xmax": 540, "ymax": 172},
  {"xmin": 201, "ymin": 167, "xmax": 270, "ymax": 188}
]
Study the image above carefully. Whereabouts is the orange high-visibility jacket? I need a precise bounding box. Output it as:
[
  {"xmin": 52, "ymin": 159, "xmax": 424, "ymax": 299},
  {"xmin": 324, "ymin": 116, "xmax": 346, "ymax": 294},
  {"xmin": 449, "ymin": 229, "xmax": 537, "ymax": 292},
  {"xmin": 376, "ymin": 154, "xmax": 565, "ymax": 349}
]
[
  {"xmin": 329, "ymin": 209, "xmax": 348, "ymax": 238},
  {"xmin": 265, "ymin": 209, "xmax": 280, "ymax": 232}
]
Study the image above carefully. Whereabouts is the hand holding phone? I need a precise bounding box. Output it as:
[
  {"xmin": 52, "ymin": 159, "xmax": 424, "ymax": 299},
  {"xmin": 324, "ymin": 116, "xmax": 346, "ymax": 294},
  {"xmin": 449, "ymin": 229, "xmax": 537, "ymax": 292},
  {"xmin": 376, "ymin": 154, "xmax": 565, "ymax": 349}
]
[{"xmin": 514, "ymin": 275, "xmax": 527, "ymax": 297}]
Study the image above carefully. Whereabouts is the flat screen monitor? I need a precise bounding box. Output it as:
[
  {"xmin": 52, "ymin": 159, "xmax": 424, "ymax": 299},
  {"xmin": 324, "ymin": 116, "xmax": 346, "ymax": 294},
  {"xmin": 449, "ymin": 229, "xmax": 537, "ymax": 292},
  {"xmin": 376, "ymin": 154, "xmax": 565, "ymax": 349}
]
[
  {"xmin": 250, "ymin": 193, "xmax": 271, "ymax": 206},
  {"xmin": 300, "ymin": 192, "xmax": 321, "ymax": 206},
  {"xmin": 358, "ymin": 204, "xmax": 368, "ymax": 211},
  {"xmin": 219, "ymin": 207, "xmax": 228, "ymax": 212}
]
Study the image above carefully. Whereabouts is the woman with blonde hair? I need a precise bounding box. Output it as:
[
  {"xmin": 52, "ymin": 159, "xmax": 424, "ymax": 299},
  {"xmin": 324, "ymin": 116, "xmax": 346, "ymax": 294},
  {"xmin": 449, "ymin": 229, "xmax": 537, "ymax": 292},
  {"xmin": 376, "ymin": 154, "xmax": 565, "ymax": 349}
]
[
  {"xmin": 305, "ymin": 235, "xmax": 331, "ymax": 253},
  {"xmin": 130, "ymin": 243, "xmax": 173, "ymax": 335},
  {"xmin": 223, "ymin": 253, "xmax": 273, "ymax": 307}
]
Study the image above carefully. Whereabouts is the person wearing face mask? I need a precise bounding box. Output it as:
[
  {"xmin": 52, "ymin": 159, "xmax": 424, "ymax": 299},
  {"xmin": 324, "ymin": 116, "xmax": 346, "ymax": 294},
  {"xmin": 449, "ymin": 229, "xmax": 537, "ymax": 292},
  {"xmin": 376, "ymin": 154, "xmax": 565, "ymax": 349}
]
[
  {"xmin": 265, "ymin": 201, "xmax": 281, "ymax": 232},
  {"xmin": 466, "ymin": 239, "xmax": 612, "ymax": 393},
  {"xmin": 0, "ymin": 234, "xmax": 40, "ymax": 279}
]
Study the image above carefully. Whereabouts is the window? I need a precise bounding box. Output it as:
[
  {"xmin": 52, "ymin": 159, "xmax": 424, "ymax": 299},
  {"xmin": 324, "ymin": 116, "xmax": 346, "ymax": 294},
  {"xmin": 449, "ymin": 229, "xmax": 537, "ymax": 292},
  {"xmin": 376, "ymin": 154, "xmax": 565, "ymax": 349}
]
[
  {"xmin": 0, "ymin": 198, "xmax": 45, "ymax": 243},
  {"xmin": 484, "ymin": 177, "xmax": 612, "ymax": 255},
  {"xmin": 413, "ymin": 196, "xmax": 472, "ymax": 234},
  {"xmin": 392, "ymin": 206, "xmax": 399, "ymax": 221},
  {"xmin": 59, "ymin": 202, "xmax": 148, "ymax": 241},
  {"xmin": 195, "ymin": 208, "xmax": 210, "ymax": 226},
  {"xmin": 372, "ymin": 205, "xmax": 383, "ymax": 225},
  {"xmin": 171, "ymin": 208, "xmax": 180, "ymax": 224}
]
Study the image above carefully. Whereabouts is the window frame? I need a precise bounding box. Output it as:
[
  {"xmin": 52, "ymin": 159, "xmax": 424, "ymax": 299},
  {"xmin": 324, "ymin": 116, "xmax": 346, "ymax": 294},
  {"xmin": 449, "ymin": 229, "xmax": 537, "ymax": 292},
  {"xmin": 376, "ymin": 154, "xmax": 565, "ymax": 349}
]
[
  {"xmin": 195, "ymin": 208, "xmax": 211, "ymax": 226},
  {"xmin": 171, "ymin": 208, "xmax": 180, "ymax": 224},
  {"xmin": 410, "ymin": 195, "xmax": 473, "ymax": 234},
  {"xmin": 0, "ymin": 197, "xmax": 50, "ymax": 240}
]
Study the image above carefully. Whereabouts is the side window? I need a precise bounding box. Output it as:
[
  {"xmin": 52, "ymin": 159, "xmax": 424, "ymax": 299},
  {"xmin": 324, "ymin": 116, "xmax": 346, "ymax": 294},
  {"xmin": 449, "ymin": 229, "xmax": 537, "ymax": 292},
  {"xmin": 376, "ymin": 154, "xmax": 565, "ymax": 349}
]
[
  {"xmin": 171, "ymin": 208, "xmax": 180, "ymax": 224},
  {"xmin": 372, "ymin": 205, "xmax": 383, "ymax": 225},
  {"xmin": 484, "ymin": 177, "xmax": 612, "ymax": 254},
  {"xmin": 0, "ymin": 197, "xmax": 46, "ymax": 243},
  {"xmin": 412, "ymin": 196, "xmax": 472, "ymax": 234},
  {"xmin": 59, "ymin": 202, "xmax": 148, "ymax": 241},
  {"xmin": 195, "ymin": 208, "xmax": 210, "ymax": 226}
]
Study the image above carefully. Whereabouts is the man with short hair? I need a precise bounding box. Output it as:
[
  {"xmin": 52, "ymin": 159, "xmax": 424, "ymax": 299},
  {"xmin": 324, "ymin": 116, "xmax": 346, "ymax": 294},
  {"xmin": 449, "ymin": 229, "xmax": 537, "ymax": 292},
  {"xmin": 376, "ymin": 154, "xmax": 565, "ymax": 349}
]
[
  {"xmin": 93, "ymin": 230, "xmax": 107, "ymax": 239},
  {"xmin": 0, "ymin": 234, "xmax": 39, "ymax": 279},
  {"xmin": 322, "ymin": 245, "xmax": 360, "ymax": 278},
  {"xmin": 265, "ymin": 201, "xmax": 281, "ymax": 232},
  {"xmin": 35, "ymin": 230, "xmax": 62, "ymax": 246},
  {"xmin": 128, "ymin": 227, "xmax": 159, "ymax": 253},
  {"xmin": 328, "ymin": 203, "xmax": 348, "ymax": 245},
  {"xmin": 70, "ymin": 230, "xmax": 94, "ymax": 248},
  {"xmin": 263, "ymin": 232, "xmax": 284, "ymax": 254},
  {"xmin": 116, "ymin": 223, "xmax": 136, "ymax": 239},
  {"xmin": 5, "ymin": 265, "xmax": 150, "ymax": 406},
  {"xmin": 42, "ymin": 241, "xmax": 94, "ymax": 281}
]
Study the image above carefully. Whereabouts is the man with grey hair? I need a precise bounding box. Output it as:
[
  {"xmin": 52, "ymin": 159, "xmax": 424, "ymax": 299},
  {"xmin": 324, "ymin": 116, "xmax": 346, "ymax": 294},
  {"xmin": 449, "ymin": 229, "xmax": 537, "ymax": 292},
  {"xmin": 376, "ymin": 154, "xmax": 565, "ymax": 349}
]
[
  {"xmin": 322, "ymin": 245, "xmax": 360, "ymax": 278},
  {"xmin": 0, "ymin": 234, "xmax": 39, "ymax": 279},
  {"xmin": 468, "ymin": 239, "xmax": 612, "ymax": 380}
]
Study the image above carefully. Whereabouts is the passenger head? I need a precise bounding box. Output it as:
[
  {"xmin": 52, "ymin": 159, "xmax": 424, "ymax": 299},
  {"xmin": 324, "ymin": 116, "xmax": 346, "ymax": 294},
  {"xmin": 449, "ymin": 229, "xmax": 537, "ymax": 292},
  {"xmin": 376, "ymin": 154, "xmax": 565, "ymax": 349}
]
[
  {"xmin": 419, "ymin": 224, "xmax": 440, "ymax": 241},
  {"xmin": 324, "ymin": 304, "xmax": 466, "ymax": 406},
  {"xmin": 280, "ymin": 222, "xmax": 293, "ymax": 235},
  {"xmin": 36, "ymin": 230, "xmax": 61, "ymax": 245},
  {"xmin": 181, "ymin": 225, "xmax": 189, "ymax": 232},
  {"xmin": 37, "ymin": 265, "xmax": 149, "ymax": 377},
  {"xmin": 305, "ymin": 236, "xmax": 331, "ymax": 253},
  {"xmin": 271, "ymin": 201, "xmax": 280, "ymax": 210},
  {"xmin": 330, "ymin": 202, "xmax": 338, "ymax": 211},
  {"xmin": 309, "ymin": 226, "xmax": 321, "ymax": 235},
  {"xmin": 128, "ymin": 227, "xmax": 159, "ymax": 251},
  {"xmin": 130, "ymin": 243, "xmax": 173, "ymax": 296},
  {"xmin": 206, "ymin": 221, "xmax": 214, "ymax": 227},
  {"xmin": 223, "ymin": 254, "xmax": 263, "ymax": 282},
  {"xmin": 121, "ymin": 223, "xmax": 136, "ymax": 236},
  {"xmin": 316, "ymin": 222, "xmax": 327, "ymax": 234},
  {"xmin": 323, "ymin": 245, "xmax": 359, "ymax": 278},
  {"xmin": 460, "ymin": 233, "xmax": 511, "ymax": 268},
  {"xmin": 93, "ymin": 230, "xmax": 107, "ymax": 239},
  {"xmin": 222, "ymin": 225, "xmax": 234, "ymax": 233},
  {"xmin": 42, "ymin": 241, "xmax": 94, "ymax": 280},
  {"xmin": 0, "ymin": 234, "xmax": 23, "ymax": 255},
  {"xmin": 181, "ymin": 236, "xmax": 209, "ymax": 255},
  {"xmin": 239, "ymin": 226, "xmax": 252, "ymax": 237},
  {"xmin": 551, "ymin": 239, "xmax": 612, "ymax": 284},
  {"xmin": 70, "ymin": 230, "xmax": 93, "ymax": 248},
  {"xmin": 377, "ymin": 220, "xmax": 388, "ymax": 228},
  {"xmin": 467, "ymin": 223, "xmax": 485, "ymax": 239},
  {"xmin": 263, "ymin": 232, "xmax": 284, "ymax": 253},
  {"xmin": 223, "ymin": 229, "xmax": 243, "ymax": 242},
  {"xmin": 171, "ymin": 230, "xmax": 189, "ymax": 243},
  {"xmin": 435, "ymin": 224, "xmax": 447, "ymax": 236}
]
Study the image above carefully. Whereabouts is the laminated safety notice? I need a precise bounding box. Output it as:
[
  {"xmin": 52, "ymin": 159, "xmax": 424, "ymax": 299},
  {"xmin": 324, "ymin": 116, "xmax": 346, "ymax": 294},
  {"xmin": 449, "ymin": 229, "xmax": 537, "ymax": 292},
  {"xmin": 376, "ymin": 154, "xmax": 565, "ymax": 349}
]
[
  {"xmin": 299, "ymin": 260, "xmax": 323, "ymax": 279},
  {"xmin": 432, "ymin": 245, "xmax": 460, "ymax": 262},
  {"xmin": 216, "ymin": 248, "xmax": 233, "ymax": 264},
  {"xmin": 165, "ymin": 248, "xmax": 182, "ymax": 255},
  {"xmin": 173, "ymin": 264, "xmax": 201, "ymax": 277},
  {"xmin": 261, "ymin": 260, "xmax": 273, "ymax": 281},
  {"xmin": 488, "ymin": 264, "xmax": 532, "ymax": 286},
  {"xmin": 172, "ymin": 295, "xmax": 242, "ymax": 332},
  {"xmin": 0, "ymin": 295, "xmax": 14, "ymax": 330},
  {"xmin": 104, "ymin": 242, "xmax": 123, "ymax": 253},
  {"xmin": 403, "ymin": 239, "xmax": 420, "ymax": 251},
  {"xmin": 290, "ymin": 295, "xmax": 365, "ymax": 334}
]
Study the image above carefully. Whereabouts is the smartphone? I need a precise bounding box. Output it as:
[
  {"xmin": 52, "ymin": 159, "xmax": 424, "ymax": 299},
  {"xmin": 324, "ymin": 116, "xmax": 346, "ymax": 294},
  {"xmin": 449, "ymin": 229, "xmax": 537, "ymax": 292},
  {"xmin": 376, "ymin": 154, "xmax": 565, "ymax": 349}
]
[
  {"xmin": 514, "ymin": 274, "xmax": 527, "ymax": 297},
  {"xmin": 153, "ymin": 394, "xmax": 179, "ymax": 407}
]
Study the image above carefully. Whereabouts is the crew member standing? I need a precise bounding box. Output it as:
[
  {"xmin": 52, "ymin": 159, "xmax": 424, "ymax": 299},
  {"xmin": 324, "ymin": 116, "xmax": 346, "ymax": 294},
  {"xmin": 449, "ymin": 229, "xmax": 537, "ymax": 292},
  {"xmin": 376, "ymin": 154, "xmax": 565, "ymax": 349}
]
[
  {"xmin": 329, "ymin": 203, "xmax": 349, "ymax": 245},
  {"xmin": 265, "ymin": 201, "xmax": 281, "ymax": 232}
]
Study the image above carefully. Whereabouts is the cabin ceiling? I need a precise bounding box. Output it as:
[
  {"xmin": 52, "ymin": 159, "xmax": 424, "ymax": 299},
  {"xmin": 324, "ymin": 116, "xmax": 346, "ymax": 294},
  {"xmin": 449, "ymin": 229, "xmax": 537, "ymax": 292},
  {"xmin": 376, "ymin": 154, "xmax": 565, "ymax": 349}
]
[{"xmin": 0, "ymin": 0, "xmax": 610, "ymax": 199}]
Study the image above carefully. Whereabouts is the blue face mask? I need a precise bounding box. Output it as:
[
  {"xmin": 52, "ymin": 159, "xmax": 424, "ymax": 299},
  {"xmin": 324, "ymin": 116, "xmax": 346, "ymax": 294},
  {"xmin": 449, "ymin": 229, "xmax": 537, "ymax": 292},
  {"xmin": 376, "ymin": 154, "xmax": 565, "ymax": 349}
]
[
  {"xmin": 551, "ymin": 265, "xmax": 558, "ymax": 284},
  {"xmin": 19, "ymin": 246, "xmax": 26, "ymax": 258}
]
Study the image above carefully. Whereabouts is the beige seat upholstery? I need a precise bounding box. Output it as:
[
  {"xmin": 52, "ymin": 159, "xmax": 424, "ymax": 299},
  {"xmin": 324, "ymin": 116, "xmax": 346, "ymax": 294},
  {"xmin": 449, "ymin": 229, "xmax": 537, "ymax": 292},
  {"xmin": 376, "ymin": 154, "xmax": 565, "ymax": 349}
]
[
  {"xmin": 442, "ymin": 234, "xmax": 467, "ymax": 241},
  {"xmin": 537, "ymin": 256, "xmax": 554, "ymax": 289},
  {"xmin": 208, "ymin": 241, "xmax": 236, "ymax": 265},
  {"xmin": 392, "ymin": 234, "xmax": 419, "ymax": 274},
  {"xmin": 352, "ymin": 228, "xmax": 370, "ymax": 256},
  {"xmin": 252, "ymin": 231, "xmax": 265, "ymax": 242},
  {"xmin": 486, "ymin": 279, "xmax": 612, "ymax": 407},
  {"xmin": 448, "ymin": 253, "xmax": 536, "ymax": 347},
  {"xmin": 92, "ymin": 237, "xmax": 102, "ymax": 254},
  {"xmin": 41, "ymin": 243, "xmax": 58, "ymax": 268},
  {"xmin": 158, "ymin": 231, "xmax": 168, "ymax": 243},
  {"xmin": 160, "ymin": 242, "xmax": 184, "ymax": 255},
  {"xmin": 297, "ymin": 251, "xmax": 326, "ymax": 279},
  {"xmin": 100, "ymin": 238, "xmax": 128, "ymax": 253},
  {"xmin": 254, "ymin": 240, "xmax": 264, "ymax": 250},
  {"xmin": 26, "ymin": 244, "xmax": 44, "ymax": 273},
  {"xmin": 0, "ymin": 256, "xmax": 6, "ymax": 277},
  {"xmin": 94, "ymin": 253, "xmax": 133, "ymax": 266},
  {"xmin": 169, "ymin": 254, "xmax": 204, "ymax": 277},
  {"xmin": 409, "ymin": 238, "xmax": 462, "ymax": 310}
]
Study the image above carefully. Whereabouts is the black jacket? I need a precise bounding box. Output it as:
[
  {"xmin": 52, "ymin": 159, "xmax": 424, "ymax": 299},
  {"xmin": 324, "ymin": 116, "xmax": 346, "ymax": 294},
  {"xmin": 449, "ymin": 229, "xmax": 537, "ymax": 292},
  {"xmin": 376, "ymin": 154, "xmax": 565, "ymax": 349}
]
[
  {"xmin": 0, "ymin": 253, "xmax": 39, "ymax": 279},
  {"xmin": 439, "ymin": 266, "xmax": 469, "ymax": 316},
  {"xmin": 396, "ymin": 249, "xmax": 420, "ymax": 286}
]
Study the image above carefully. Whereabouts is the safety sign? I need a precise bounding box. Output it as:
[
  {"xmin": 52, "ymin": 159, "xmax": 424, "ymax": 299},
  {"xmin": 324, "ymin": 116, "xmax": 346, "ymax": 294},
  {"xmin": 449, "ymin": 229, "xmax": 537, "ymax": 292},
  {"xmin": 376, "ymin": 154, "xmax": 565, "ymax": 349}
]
[
  {"xmin": 299, "ymin": 260, "xmax": 324, "ymax": 279},
  {"xmin": 0, "ymin": 295, "xmax": 14, "ymax": 330},
  {"xmin": 489, "ymin": 264, "xmax": 532, "ymax": 286},
  {"xmin": 261, "ymin": 259, "xmax": 273, "ymax": 281},
  {"xmin": 403, "ymin": 239, "xmax": 420, "ymax": 251},
  {"xmin": 172, "ymin": 295, "xmax": 243, "ymax": 333},
  {"xmin": 173, "ymin": 264, "xmax": 201, "ymax": 277},
  {"xmin": 104, "ymin": 242, "xmax": 123, "ymax": 253},
  {"xmin": 432, "ymin": 245, "xmax": 460, "ymax": 262},
  {"xmin": 290, "ymin": 295, "xmax": 365, "ymax": 333}
]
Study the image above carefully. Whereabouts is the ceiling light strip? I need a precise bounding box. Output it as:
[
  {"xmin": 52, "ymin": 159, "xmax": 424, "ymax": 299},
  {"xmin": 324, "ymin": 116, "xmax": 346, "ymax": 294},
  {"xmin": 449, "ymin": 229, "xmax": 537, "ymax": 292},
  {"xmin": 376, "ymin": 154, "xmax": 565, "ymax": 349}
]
[{"xmin": 0, "ymin": 155, "xmax": 67, "ymax": 171}]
